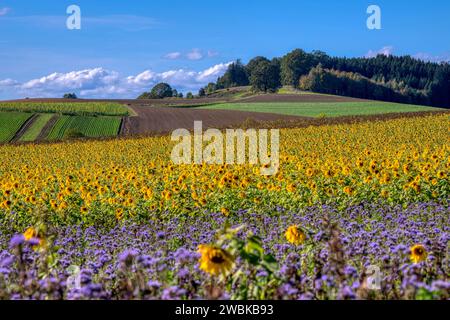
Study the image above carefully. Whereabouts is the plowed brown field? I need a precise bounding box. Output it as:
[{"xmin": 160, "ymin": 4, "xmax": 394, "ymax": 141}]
[{"xmin": 121, "ymin": 106, "xmax": 305, "ymax": 135}]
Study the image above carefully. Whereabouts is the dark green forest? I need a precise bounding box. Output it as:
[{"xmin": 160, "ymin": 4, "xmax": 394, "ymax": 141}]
[{"xmin": 203, "ymin": 49, "xmax": 450, "ymax": 108}]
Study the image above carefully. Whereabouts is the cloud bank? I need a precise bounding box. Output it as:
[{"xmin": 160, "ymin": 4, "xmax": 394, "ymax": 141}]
[
  {"xmin": 365, "ymin": 46, "xmax": 394, "ymax": 58},
  {"xmin": 0, "ymin": 63, "xmax": 232, "ymax": 99},
  {"xmin": 413, "ymin": 52, "xmax": 450, "ymax": 63},
  {"xmin": 163, "ymin": 49, "xmax": 219, "ymax": 60}
]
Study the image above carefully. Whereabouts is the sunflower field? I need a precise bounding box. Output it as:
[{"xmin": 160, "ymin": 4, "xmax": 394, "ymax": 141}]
[{"xmin": 0, "ymin": 114, "xmax": 448, "ymax": 300}]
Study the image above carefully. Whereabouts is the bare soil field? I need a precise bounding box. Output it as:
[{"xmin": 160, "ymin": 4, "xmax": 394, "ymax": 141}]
[
  {"xmin": 121, "ymin": 105, "xmax": 305, "ymax": 135},
  {"xmin": 118, "ymin": 109, "xmax": 450, "ymax": 139}
]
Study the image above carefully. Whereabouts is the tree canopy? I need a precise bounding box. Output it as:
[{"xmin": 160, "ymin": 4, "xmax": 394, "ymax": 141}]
[
  {"xmin": 201, "ymin": 49, "xmax": 450, "ymax": 108},
  {"xmin": 63, "ymin": 93, "xmax": 78, "ymax": 99},
  {"xmin": 249, "ymin": 58, "xmax": 281, "ymax": 92},
  {"xmin": 138, "ymin": 83, "xmax": 173, "ymax": 99},
  {"xmin": 216, "ymin": 60, "xmax": 249, "ymax": 89}
]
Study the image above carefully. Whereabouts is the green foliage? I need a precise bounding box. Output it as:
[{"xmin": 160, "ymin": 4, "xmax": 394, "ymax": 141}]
[
  {"xmin": 0, "ymin": 102, "xmax": 129, "ymax": 116},
  {"xmin": 249, "ymin": 59, "xmax": 281, "ymax": 92},
  {"xmin": 214, "ymin": 225, "xmax": 278, "ymax": 299},
  {"xmin": 205, "ymin": 48, "xmax": 450, "ymax": 108},
  {"xmin": 138, "ymin": 83, "xmax": 173, "ymax": 99},
  {"xmin": 186, "ymin": 92, "xmax": 194, "ymax": 99},
  {"xmin": 281, "ymin": 49, "xmax": 316, "ymax": 87},
  {"xmin": 63, "ymin": 93, "xmax": 78, "ymax": 99},
  {"xmin": 216, "ymin": 60, "xmax": 249, "ymax": 89},
  {"xmin": 246, "ymin": 56, "xmax": 270, "ymax": 78},
  {"xmin": 0, "ymin": 112, "xmax": 32, "ymax": 143},
  {"xmin": 19, "ymin": 114, "xmax": 54, "ymax": 142},
  {"xmin": 429, "ymin": 64, "xmax": 450, "ymax": 107},
  {"xmin": 197, "ymin": 101, "xmax": 439, "ymax": 117},
  {"xmin": 299, "ymin": 65, "xmax": 412, "ymax": 102},
  {"xmin": 198, "ymin": 88, "xmax": 206, "ymax": 97},
  {"xmin": 205, "ymin": 82, "xmax": 217, "ymax": 95},
  {"xmin": 46, "ymin": 116, "xmax": 121, "ymax": 140}
]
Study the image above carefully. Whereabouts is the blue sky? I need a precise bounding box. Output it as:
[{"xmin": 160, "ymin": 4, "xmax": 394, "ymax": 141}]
[{"xmin": 0, "ymin": 0, "xmax": 449, "ymax": 99}]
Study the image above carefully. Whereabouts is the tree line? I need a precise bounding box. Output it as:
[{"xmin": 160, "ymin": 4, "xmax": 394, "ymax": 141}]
[
  {"xmin": 201, "ymin": 49, "xmax": 450, "ymax": 108},
  {"xmin": 138, "ymin": 83, "xmax": 196, "ymax": 99}
]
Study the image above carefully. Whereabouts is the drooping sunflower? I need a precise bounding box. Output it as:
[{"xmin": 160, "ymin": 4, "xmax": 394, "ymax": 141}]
[
  {"xmin": 220, "ymin": 207, "xmax": 230, "ymax": 217},
  {"xmin": 23, "ymin": 227, "xmax": 38, "ymax": 241},
  {"xmin": 198, "ymin": 244, "xmax": 234, "ymax": 276},
  {"xmin": 285, "ymin": 225, "xmax": 306, "ymax": 246},
  {"xmin": 410, "ymin": 244, "xmax": 428, "ymax": 264}
]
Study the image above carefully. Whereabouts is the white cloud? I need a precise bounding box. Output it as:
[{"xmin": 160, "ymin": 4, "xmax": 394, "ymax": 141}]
[
  {"xmin": 413, "ymin": 52, "xmax": 450, "ymax": 63},
  {"xmin": 365, "ymin": 46, "xmax": 394, "ymax": 58},
  {"xmin": 186, "ymin": 48, "xmax": 203, "ymax": 60},
  {"xmin": 0, "ymin": 63, "xmax": 232, "ymax": 99},
  {"xmin": 163, "ymin": 52, "xmax": 182, "ymax": 60},
  {"xmin": 0, "ymin": 79, "xmax": 18, "ymax": 86},
  {"xmin": 163, "ymin": 49, "xmax": 219, "ymax": 61},
  {"xmin": 207, "ymin": 50, "xmax": 219, "ymax": 58},
  {"xmin": 0, "ymin": 7, "xmax": 10, "ymax": 16}
]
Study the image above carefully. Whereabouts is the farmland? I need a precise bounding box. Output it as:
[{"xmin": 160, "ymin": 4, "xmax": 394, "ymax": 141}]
[
  {"xmin": 0, "ymin": 101, "xmax": 129, "ymax": 116},
  {"xmin": 195, "ymin": 101, "xmax": 442, "ymax": 117},
  {"xmin": 0, "ymin": 101, "xmax": 125, "ymax": 144},
  {"xmin": 0, "ymin": 112, "xmax": 32, "ymax": 143},
  {"xmin": 0, "ymin": 114, "xmax": 448, "ymax": 300},
  {"xmin": 46, "ymin": 116, "xmax": 122, "ymax": 140},
  {"xmin": 18, "ymin": 114, "xmax": 54, "ymax": 142}
]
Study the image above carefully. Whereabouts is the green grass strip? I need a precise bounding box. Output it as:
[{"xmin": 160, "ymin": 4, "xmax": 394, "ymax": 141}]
[{"xmin": 19, "ymin": 114, "xmax": 54, "ymax": 142}]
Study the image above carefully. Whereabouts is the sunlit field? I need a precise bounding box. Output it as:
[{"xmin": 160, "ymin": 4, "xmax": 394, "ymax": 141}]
[
  {"xmin": 0, "ymin": 114, "xmax": 448, "ymax": 299},
  {"xmin": 196, "ymin": 101, "xmax": 442, "ymax": 117}
]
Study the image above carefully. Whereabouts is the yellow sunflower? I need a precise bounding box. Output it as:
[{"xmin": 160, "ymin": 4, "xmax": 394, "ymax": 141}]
[
  {"xmin": 285, "ymin": 225, "xmax": 306, "ymax": 246},
  {"xmin": 23, "ymin": 227, "xmax": 38, "ymax": 241},
  {"xmin": 410, "ymin": 244, "xmax": 427, "ymax": 264},
  {"xmin": 198, "ymin": 244, "xmax": 234, "ymax": 276}
]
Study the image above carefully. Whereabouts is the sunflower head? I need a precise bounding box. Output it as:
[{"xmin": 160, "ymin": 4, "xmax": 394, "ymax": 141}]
[
  {"xmin": 285, "ymin": 225, "xmax": 306, "ymax": 246},
  {"xmin": 23, "ymin": 227, "xmax": 38, "ymax": 241},
  {"xmin": 410, "ymin": 244, "xmax": 427, "ymax": 264},
  {"xmin": 220, "ymin": 207, "xmax": 230, "ymax": 217},
  {"xmin": 198, "ymin": 244, "xmax": 234, "ymax": 276}
]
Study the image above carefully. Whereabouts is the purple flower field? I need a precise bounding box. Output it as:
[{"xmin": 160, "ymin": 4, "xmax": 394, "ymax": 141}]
[{"xmin": 1, "ymin": 201, "xmax": 448, "ymax": 300}]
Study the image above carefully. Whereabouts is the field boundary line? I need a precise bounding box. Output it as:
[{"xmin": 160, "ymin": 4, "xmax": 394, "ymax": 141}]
[
  {"xmin": 118, "ymin": 117, "xmax": 126, "ymax": 136},
  {"xmin": 36, "ymin": 114, "xmax": 59, "ymax": 141},
  {"xmin": 10, "ymin": 114, "xmax": 38, "ymax": 142}
]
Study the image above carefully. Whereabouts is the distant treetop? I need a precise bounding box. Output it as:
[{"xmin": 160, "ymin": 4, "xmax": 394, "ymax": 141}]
[{"xmin": 63, "ymin": 93, "xmax": 78, "ymax": 99}]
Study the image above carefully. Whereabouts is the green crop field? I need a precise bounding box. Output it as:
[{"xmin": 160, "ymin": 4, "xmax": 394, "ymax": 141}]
[
  {"xmin": 46, "ymin": 116, "xmax": 122, "ymax": 140},
  {"xmin": 0, "ymin": 112, "xmax": 32, "ymax": 143},
  {"xmin": 19, "ymin": 114, "xmax": 54, "ymax": 142},
  {"xmin": 0, "ymin": 102, "xmax": 129, "ymax": 116},
  {"xmin": 196, "ymin": 101, "xmax": 442, "ymax": 117}
]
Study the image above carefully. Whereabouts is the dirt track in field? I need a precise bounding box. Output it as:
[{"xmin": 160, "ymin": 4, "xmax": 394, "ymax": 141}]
[
  {"xmin": 121, "ymin": 106, "xmax": 306, "ymax": 135},
  {"xmin": 36, "ymin": 115, "xmax": 58, "ymax": 141},
  {"xmin": 10, "ymin": 114, "xmax": 38, "ymax": 142}
]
